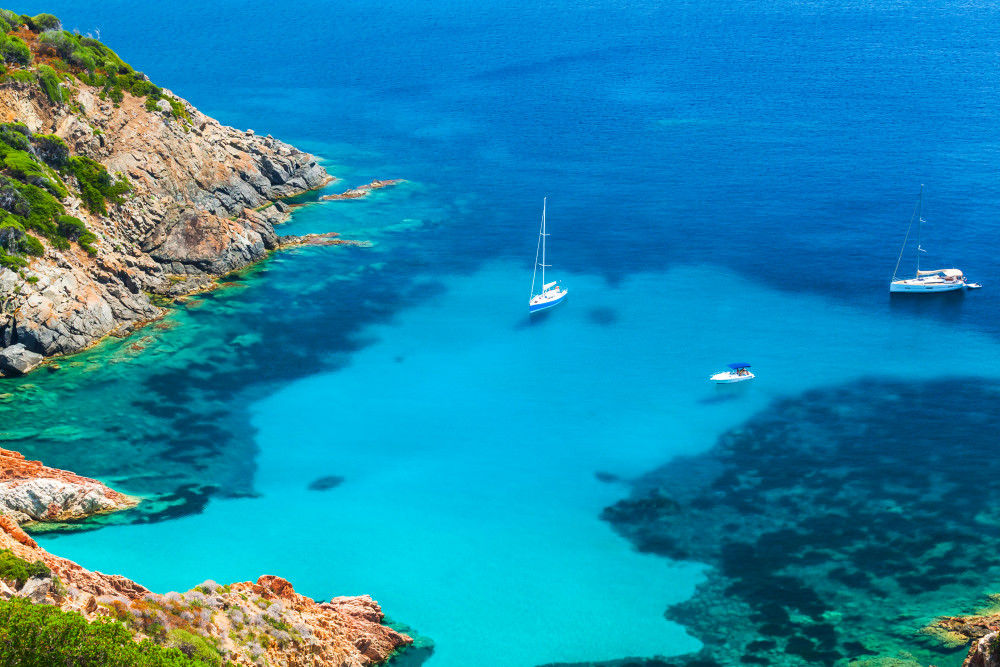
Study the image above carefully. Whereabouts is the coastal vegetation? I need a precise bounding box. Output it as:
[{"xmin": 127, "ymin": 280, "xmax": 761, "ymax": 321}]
[
  {"xmin": 0, "ymin": 597, "xmax": 212, "ymax": 666},
  {"xmin": 0, "ymin": 548, "xmax": 213, "ymax": 666},
  {"xmin": 0, "ymin": 7, "xmax": 200, "ymax": 270}
]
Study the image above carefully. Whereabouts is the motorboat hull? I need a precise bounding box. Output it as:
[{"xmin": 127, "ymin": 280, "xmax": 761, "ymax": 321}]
[
  {"xmin": 529, "ymin": 289, "xmax": 568, "ymax": 313},
  {"xmin": 710, "ymin": 371, "xmax": 755, "ymax": 383},
  {"xmin": 889, "ymin": 280, "xmax": 966, "ymax": 293}
]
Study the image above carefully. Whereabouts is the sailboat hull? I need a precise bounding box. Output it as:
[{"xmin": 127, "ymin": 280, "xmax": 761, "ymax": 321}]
[
  {"xmin": 889, "ymin": 280, "xmax": 966, "ymax": 293},
  {"xmin": 529, "ymin": 289, "xmax": 568, "ymax": 313}
]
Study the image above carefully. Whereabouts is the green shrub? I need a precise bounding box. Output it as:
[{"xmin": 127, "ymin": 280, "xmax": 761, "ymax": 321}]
[
  {"xmin": 0, "ymin": 123, "xmax": 31, "ymax": 152},
  {"xmin": 0, "ymin": 215, "xmax": 24, "ymax": 250},
  {"xmin": 3, "ymin": 149, "xmax": 67, "ymax": 197},
  {"xmin": 0, "ymin": 176, "xmax": 30, "ymax": 217},
  {"xmin": 0, "ymin": 597, "xmax": 209, "ymax": 666},
  {"xmin": 0, "ymin": 549, "xmax": 50, "ymax": 585},
  {"xmin": 0, "ymin": 247, "xmax": 26, "ymax": 270},
  {"xmin": 37, "ymin": 63, "xmax": 64, "ymax": 104},
  {"xmin": 0, "ymin": 34, "xmax": 31, "ymax": 66},
  {"xmin": 165, "ymin": 628, "xmax": 223, "ymax": 666},
  {"xmin": 25, "ymin": 13, "xmax": 61, "ymax": 32},
  {"xmin": 19, "ymin": 233, "xmax": 44, "ymax": 256},
  {"xmin": 33, "ymin": 134, "xmax": 69, "ymax": 168},
  {"xmin": 37, "ymin": 29, "xmax": 75, "ymax": 59},
  {"xmin": 67, "ymin": 155, "xmax": 131, "ymax": 215},
  {"xmin": 1, "ymin": 68, "xmax": 34, "ymax": 83},
  {"xmin": 56, "ymin": 214, "xmax": 86, "ymax": 240},
  {"xmin": 0, "ymin": 9, "xmax": 22, "ymax": 30},
  {"xmin": 25, "ymin": 274, "xmax": 36, "ymax": 283}
]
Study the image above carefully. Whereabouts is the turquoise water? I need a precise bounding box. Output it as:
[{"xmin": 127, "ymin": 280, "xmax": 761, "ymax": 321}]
[{"xmin": 6, "ymin": 0, "xmax": 1000, "ymax": 664}]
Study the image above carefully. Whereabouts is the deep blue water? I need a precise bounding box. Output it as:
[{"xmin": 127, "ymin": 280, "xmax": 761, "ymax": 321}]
[{"xmin": 6, "ymin": 0, "xmax": 1000, "ymax": 665}]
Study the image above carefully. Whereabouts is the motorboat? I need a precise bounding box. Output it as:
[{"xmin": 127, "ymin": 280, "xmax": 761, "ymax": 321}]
[{"xmin": 710, "ymin": 363, "xmax": 754, "ymax": 383}]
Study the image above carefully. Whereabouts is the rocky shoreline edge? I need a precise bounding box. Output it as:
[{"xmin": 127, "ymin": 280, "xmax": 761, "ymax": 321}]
[
  {"xmin": 0, "ymin": 444, "xmax": 413, "ymax": 665},
  {"xmin": 0, "ymin": 17, "xmax": 403, "ymax": 378}
]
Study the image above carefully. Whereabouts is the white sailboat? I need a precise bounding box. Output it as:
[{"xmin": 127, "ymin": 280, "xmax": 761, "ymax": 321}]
[
  {"xmin": 529, "ymin": 198, "xmax": 568, "ymax": 313},
  {"xmin": 890, "ymin": 186, "xmax": 978, "ymax": 293}
]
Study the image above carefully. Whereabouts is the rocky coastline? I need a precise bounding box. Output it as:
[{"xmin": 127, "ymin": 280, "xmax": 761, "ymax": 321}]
[
  {"xmin": 0, "ymin": 28, "xmax": 337, "ymax": 376},
  {"xmin": 0, "ymin": 444, "xmax": 412, "ymax": 665}
]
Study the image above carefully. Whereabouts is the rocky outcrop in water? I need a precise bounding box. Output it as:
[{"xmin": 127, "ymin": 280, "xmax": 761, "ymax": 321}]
[
  {"xmin": 0, "ymin": 446, "xmax": 136, "ymax": 523},
  {"xmin": 319, "ymin": 179, "xmax": 403, "ymax": 200},
  {"xmin": 0, "ymin": 47, "xmax": 332, "ymax": 367}
]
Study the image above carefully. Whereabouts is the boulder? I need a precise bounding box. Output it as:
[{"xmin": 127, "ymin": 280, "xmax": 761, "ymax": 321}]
[
  {"xmin": 17, "ymin": 575, "xmax": 51, "ymax": 603},
  {"xmin": 0, "ymin": 344, "xmax": 44, "ymax": 377}
]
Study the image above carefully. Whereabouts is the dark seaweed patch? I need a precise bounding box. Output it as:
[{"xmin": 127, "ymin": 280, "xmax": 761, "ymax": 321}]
[{"xmin": 600, "ymin": 378, "xmax": 1000, "ymax": 666}]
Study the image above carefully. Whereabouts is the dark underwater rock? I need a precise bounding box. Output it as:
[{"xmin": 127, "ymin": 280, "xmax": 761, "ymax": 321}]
[
  {"xmin": 308, "ymin": 475, "xmax": 346, "ymax": 491},
  {"xmin": 601, "ymin": 378, "xmax": 1000, "ymax": 667}
]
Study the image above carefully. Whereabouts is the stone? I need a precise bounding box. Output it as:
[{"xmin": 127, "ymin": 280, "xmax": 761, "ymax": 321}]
[
  {"xmin": 17, "ymin": 575, "xmax": 51, "ymax": 603},
  {"xmin": 0, "ymin": 344, "xmax": 44, "ymax": 377}
]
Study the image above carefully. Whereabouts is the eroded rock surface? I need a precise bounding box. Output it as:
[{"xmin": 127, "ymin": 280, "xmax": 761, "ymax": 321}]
[
  {"xmin": 0, "ymin": 78, "xmax": 332, "ymax": 366},
  {"xmin": 0, "ymin": 447, "xmax": 136, "ymax": 523}
]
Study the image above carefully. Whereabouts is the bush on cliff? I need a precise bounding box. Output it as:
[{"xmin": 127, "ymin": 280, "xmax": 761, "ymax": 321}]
[
  {"xmin": 36, "ymin": 63, "xmax": 64, "ymax": 104},
  {"xmin": 0, "ymin": 9, "xmax": 21, "ymax": 32},
  {"xmin": 0, "ymin": 33, "xmax": 30, "ymax": 66},
  {"xmin": 0, "ymin": 548, "xmax": 49, "ymax": 585},
  {"xmin": 165, "ymin": 629, "xmax": 224, "ymax": 666},
  {"xmin": 67, "ymin": 155, "xmax": 131, "ymax": 215},
  {"xmin": 0, "ymin": 597, "xmax": 212, "ymax": 666},
  {"xmin": 3, "ymin": 149, "xmax": 67, "ymax": 198},
  {"xmin": 33, "ymin": 134, "xmax": 70, "ymax": 168},
  {"xmin": 20, "ymin": 12, "xmax": 60, "ymax": 32},
  {"xmin": 0, "ymin": 247, "xmax": 26, "ymax": 270}
]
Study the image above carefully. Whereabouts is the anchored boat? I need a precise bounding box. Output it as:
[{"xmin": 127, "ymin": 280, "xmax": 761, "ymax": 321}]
[
  {"xmin": 890, "ymin": 186, "xmax": 979, "ymax": 293},
  {"xmin": 710, "ymin": 363, "xmax": 755, "ymax": 383},
  {"xmin": 529, "ymin": 198, "xmax": 568, "ymax": 313}
]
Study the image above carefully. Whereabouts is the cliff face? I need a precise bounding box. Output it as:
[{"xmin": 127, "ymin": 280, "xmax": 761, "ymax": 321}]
[
  {"xmin": 0, "ymin": 445, "xmax": 412, "ymax": 665},
  {"xmin": 0, "ymin": 518, "xmax": 412, "ymax": 666},
  {"xmin": 0, "ymin": 73, "xmax": 330, "ymax": 369}
]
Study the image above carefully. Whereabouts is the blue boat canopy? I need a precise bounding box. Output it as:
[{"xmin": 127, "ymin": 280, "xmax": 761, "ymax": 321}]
[{"xmin": 727, "ymin": 363, "xmax": 751, "ymax": 369}]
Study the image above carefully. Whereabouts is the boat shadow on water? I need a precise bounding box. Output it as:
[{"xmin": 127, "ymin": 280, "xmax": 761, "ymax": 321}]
[
  {"xmin": 889, "ymin": 288, "xmax": 969, "ymax": 318},
  {"xmin": 700, "ymin": 380, "xmax": 754, "ymax": 404}
]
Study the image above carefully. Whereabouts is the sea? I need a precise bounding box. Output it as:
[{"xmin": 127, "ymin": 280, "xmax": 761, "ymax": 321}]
[{"xmin": 4, "ymin": 1, "xmax": 1000, "ymax": 666}]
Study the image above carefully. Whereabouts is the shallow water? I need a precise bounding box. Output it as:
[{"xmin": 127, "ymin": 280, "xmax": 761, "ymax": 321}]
[{"xmin": 7, "ymin": 0, "xmax": 1000, "ymax": 664}]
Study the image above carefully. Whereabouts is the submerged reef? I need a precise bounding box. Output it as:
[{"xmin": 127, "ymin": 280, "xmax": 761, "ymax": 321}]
[
  {"xmin": 599, "ymin": 378, "xmax": 1000, "ymax": 667},
  {"xmin": 0, "ymin": 8, "xmax": 333, "ymax": 373}
]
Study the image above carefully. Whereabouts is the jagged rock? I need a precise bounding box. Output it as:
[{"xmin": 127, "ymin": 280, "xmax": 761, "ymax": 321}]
[
  {"xmin": 966, "ymin": 632, "xmax": 1000, "ymax": 667},
  {"xmin": 0, "ymin": 75, "xmax": 334, "ymax": 371},
  {"xmin": 17, "ymin": 575, "xmax": 51, "ymax": 603},
  {"xmin": 0, "ymin": 344, "xmax": 44, "ymax": 377},
  {"xmin": 0, "ymin": 448, "xmax": 136, "ymax": 524}
]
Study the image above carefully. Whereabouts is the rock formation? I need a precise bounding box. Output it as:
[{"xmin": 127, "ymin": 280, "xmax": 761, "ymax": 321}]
[
  {"xmin": 319, "ymin": 179, "xmax": 403, "ymax": 200},
  {"xmin": 0, "ymin": 31, "xmax": 334, "ymax": 371},
  {"xmin": 925, "ymin": 600, "xmax": 1000, "ymax": 667},
  {"xmin": 0, "ymin": 446, "xmax": 136, "ymax": 523},
  {"xmin": 0, "ymin": 516, "xmax": 412, "ymax": 665},
  {"xmin": 0, "ymin": 444, "xmax": 412, "ymax": 665}
]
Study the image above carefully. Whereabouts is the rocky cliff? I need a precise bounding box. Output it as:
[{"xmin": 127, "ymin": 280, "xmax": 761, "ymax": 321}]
[
  {"xmin": 0, "ymin": 19, "xmax": 332, "ymax": 374},
  {"xmin": 0, "ymin": 517, "xmax": 412, "ymax": 665},
  {"xmin": 0, "ymin": 444, "xmax": 412, "ymax": 665}
]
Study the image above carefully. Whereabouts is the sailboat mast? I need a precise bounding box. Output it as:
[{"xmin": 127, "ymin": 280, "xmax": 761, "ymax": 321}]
[
  {"xmin": 915, "ymin": 185, "xmax": 923, "ymax": 275},
  {"xmin": 541, "ymin": 198, "xmax": 546, "ymax": 289}
]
